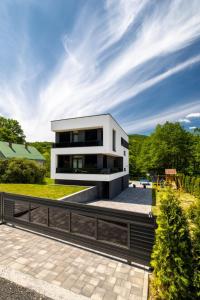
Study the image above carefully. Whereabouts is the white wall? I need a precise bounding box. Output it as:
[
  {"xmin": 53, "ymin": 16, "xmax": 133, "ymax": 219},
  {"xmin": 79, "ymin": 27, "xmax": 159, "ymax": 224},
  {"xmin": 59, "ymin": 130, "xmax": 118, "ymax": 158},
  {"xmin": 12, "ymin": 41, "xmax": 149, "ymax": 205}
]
[{"xmin": 51, "ymin": 114, "xmax": 129, "ymax": 181}]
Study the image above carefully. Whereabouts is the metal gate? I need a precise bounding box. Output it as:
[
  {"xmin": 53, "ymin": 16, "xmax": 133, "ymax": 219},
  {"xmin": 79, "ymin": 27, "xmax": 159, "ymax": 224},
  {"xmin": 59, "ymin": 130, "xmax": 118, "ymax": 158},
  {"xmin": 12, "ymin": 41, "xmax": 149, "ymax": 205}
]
[{"xmin": 0, "ymin": 192, "xmax": 156, "ymax": 266}]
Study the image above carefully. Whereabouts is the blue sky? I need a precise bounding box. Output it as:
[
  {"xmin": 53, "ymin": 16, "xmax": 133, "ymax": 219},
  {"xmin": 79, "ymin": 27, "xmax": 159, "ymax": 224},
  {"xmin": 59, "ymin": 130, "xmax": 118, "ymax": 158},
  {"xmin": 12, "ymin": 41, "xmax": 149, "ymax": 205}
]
[{"xmin": 0, "ymin": 0, "xmax": 200, "ymax": 141}]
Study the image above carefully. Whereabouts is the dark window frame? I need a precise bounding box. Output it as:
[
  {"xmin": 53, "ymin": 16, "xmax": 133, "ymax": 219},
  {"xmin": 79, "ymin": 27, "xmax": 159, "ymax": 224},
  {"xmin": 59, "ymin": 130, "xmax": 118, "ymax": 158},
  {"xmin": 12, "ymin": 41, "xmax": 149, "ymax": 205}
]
[
  {"xmin": 112, "ymin": 129, "xmax": 116, "ymax": 152},
  {"xmin": 121, "ymin": 137, "xmax": 129, "ymax": 149}
]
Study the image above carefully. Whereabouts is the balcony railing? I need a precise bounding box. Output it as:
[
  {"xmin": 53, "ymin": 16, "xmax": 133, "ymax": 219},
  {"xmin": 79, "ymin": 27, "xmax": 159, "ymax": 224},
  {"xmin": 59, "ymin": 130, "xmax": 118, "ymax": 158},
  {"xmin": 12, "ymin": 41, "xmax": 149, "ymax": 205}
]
[
  {"xmin": 56, "ymin": 167, "xmax": 122, "ymax": 174},
  {"xmin": 52, "ymin": 140, "xmax": 103, "ymax": 148}
]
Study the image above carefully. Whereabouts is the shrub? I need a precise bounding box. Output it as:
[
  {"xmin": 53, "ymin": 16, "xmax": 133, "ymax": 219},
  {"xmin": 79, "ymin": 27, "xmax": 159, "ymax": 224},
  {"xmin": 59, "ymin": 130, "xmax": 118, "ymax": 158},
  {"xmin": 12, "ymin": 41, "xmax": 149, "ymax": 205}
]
[
  {"xmin": 151, "ymin": 190, "xmax": 193, "ymax": 300},
  {"xmin": 191, "ymin": 177, "xmax": 196, "ymax": 195},
  {"xmin": 192, "ymin": 210, "xmax": 200, "ymax": 297},
  {"xmin": 0, "ymin": 158, "xmax": 46, "ymax": 184},
  {"xmin": 188, "ymin": 198, "xmax": 200, "ymax": 297},
  {"xmin": 193, "ymin": 178, "xmax": 200, "ymax": 199}
]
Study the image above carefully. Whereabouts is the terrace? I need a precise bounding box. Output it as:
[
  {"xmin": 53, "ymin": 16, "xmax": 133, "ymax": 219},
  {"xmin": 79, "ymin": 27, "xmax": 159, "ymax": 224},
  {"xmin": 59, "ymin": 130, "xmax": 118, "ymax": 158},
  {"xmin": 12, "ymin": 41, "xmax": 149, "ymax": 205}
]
[
  {"xmin": 56, "ymin": 154, "xmax": 123, "ymax": 174},
  {"xmin": 53, "ymin": 128, "xmax": 103, "ymax": 148}
]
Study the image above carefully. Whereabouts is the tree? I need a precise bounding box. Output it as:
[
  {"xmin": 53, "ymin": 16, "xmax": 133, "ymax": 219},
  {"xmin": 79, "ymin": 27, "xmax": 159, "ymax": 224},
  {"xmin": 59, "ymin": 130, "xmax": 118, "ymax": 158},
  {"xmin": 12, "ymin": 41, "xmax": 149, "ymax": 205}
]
[
  {"xmin": 128, "ymin": 134, "xmax": 147, "ymax": 177},
  {"xmin": 189, "ymin": 128, "xmax": 200, "ymax": 176},
  {"xmin": 28, "ymin": 142, "xmax": 52, "ymax": 177},
  {"xmin": 151, "ymin": 190, "xmax": 193, "ymax": 299},
  {"xmin": 0, "ymin": 116, "xmax": 25, "ymax": 143},
  {"xmin": 0, "ymin": 158, "xmax": 45, "ymax": 184},
  {"xmin": 139, "ymin": 122, "xmax": 193, "ymax": 175}
]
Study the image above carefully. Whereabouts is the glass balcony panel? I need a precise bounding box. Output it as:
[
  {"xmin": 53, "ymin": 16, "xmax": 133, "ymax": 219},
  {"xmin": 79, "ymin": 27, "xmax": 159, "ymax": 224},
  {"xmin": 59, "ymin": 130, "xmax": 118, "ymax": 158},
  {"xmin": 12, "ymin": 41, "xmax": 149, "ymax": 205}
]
[
  {"xmin": 98, "ymin": 219, "xmax": 128, "ymax": 247},
  {"xmin": 14, "ymin": 201, "xmax": 29, "ymax": 221}
]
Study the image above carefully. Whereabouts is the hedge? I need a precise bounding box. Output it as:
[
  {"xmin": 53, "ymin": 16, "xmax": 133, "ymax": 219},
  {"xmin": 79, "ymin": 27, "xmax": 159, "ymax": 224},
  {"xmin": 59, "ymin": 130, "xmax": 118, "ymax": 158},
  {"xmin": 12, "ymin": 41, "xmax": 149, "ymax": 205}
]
[
  {"xmin": 151, "ymin": 190, "xmax": 193, "ymax": 299},
  {"xmin": 180, "ymin": 174, "xmax": 200, "ymax": 198},
  {"xmin": 0, "ymin": 158, "xmax": 46, "ymax": 184}
]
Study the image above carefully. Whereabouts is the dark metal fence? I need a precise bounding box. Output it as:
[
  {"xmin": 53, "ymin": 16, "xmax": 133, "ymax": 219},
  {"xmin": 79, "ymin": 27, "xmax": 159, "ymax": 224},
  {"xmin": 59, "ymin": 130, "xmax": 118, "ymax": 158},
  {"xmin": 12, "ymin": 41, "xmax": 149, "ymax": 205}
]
[{"xmin": 0, "ymin": 192, "xmax": 156, "ymax": 266}]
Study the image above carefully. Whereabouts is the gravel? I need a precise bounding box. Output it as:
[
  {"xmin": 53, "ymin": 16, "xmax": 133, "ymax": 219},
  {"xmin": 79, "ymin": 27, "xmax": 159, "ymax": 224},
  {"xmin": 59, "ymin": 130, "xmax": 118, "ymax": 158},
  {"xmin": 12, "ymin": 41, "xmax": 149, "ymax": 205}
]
[{"xmin": 0, "ymin": 277, "xmax": 52, "ymax": 300}]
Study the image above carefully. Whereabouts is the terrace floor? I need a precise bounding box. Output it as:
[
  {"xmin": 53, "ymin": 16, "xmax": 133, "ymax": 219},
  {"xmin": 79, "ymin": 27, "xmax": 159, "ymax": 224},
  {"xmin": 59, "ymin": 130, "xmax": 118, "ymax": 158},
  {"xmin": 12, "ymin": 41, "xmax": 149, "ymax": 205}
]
[
  {"xmin": 0, "ymin": 225, "xmax": 148, "ymax": 300},
  {"xmin": 90, "ymin": 184, "xmax": 152, "ymax": 214}
]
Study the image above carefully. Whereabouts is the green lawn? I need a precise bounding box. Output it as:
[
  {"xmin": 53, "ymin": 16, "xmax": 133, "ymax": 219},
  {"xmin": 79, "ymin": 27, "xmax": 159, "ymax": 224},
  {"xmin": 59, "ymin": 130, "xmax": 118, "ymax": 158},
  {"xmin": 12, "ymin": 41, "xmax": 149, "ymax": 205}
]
[{"xmin": 0, "ymin": 183, "xmax": 87, "ymax": 200}]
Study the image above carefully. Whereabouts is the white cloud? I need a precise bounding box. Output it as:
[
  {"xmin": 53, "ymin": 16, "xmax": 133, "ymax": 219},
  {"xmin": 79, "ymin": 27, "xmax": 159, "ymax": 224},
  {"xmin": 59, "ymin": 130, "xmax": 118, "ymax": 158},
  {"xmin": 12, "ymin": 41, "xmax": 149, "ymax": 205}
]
[
  {"xmin": 0, "ymin": 0, "xmax": 200, "ymax": 140},
  {"xmin": 189, "ymin": 126, "xmax": 197, "ymax": 130},
  {"xmin": 123, "ymin": 101, "xmax": 200, "ymax": 133},
  {"xmin": 179, "ymin": 118, "xmax": 191, "ymax": 123},
  {"xmin": 186, "ymin": 112, "xmax": 200, "ymax": 118}
]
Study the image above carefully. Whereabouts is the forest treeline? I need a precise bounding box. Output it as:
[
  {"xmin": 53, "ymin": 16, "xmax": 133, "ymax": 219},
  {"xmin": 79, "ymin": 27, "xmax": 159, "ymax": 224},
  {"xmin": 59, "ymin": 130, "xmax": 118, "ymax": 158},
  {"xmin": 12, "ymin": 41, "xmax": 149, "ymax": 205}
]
[{"xmin": 129, "ymin": 122, "xmax": 200, "ymax": 177}]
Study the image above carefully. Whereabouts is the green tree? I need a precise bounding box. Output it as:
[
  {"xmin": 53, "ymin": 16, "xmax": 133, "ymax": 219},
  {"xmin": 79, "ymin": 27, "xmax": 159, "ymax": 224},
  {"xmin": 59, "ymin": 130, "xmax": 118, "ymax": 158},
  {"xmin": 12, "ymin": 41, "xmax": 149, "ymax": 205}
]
[
  {"xmin": 151, "ymin": 190, "xmax": 193, "ymax": 299},
  {"xmin": 0, "ymin": 158, "xmax": 45, "ymax": 184},
  {"xmin": 193, "ymin": 178, "xmax": 200, "ymax": 199},
  {"xmin": 189, "ymin": 128, "xmax": 200, "ymax": 175},
  {"xmin": 0, "ymin": 116, "xmax": 25, "ymax": 143},
  {"xmin": 129, "ymin": 134, "xmax": 147, "ymax": 177},
  {"xmin": 138, "ymin": 122, "xmax": 193, "ymax": 175},
  {"xmin": 28, "ymin": 142, "xmax": 52, "ymax": 176}
]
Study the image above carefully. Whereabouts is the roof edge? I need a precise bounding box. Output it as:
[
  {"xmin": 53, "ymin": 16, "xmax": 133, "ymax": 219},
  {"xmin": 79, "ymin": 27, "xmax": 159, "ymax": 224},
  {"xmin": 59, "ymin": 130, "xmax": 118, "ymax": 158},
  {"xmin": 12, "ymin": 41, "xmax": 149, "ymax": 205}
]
[{"xmin": 51, "ymin": 113, "xmax": 127, "ymax": 136}]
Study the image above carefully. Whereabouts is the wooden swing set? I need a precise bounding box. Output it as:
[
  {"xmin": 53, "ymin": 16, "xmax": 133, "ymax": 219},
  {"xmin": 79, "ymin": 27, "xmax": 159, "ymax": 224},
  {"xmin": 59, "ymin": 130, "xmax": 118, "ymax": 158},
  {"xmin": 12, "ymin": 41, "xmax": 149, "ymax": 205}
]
[{"xmin": 156, "ymin": 169, "xmax": 181, "ymax": 189}]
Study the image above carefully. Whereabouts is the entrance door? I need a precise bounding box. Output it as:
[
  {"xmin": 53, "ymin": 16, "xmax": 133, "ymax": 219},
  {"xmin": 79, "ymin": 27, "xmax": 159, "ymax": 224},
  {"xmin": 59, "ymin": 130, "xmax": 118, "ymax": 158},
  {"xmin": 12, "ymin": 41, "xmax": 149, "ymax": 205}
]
[{"xmin": 73, "ymin": 156, "xmax": 83, "ymax": 169}]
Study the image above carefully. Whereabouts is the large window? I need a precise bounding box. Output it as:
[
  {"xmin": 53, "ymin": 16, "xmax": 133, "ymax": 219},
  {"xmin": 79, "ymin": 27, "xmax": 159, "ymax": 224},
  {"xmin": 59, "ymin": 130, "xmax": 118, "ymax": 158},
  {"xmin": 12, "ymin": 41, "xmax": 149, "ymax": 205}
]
[
  {"xmin": 112, "ymin": 130, "xmax": 116, "ymax": 151},
  {"xmin": 73, "ymin": 156, "xmax": 83, "ymax": 169},
  {"xmin": 121, "ymin": 137, "xmax": 129, "ymax": 149},
  {"xmin": 72, "ymin": 131, "xmax": 79, "ymax": 142}
]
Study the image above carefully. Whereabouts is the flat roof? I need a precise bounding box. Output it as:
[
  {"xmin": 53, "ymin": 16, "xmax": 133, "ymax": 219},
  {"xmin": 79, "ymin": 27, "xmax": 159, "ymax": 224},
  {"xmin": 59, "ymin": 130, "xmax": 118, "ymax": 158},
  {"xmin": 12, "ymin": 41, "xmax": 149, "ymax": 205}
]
[{"xmin": 51, "ymin": 113, "xmax": 127, "ymax": 136}]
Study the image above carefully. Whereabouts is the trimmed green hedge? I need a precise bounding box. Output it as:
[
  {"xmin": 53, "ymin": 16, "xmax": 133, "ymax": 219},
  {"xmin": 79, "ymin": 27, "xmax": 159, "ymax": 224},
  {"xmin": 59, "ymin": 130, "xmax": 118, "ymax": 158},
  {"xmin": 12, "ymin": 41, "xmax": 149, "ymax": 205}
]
[
  {"xmin": 179, "ymin": 174, "xmax": 200, "ymax": 198},
  {"xmin": 0, "ymin": 158, "xmax": 46, "ymax": 184},
  {"xmin": 151, "ymin": 190, "xmax": 193, "ymax": 299}
]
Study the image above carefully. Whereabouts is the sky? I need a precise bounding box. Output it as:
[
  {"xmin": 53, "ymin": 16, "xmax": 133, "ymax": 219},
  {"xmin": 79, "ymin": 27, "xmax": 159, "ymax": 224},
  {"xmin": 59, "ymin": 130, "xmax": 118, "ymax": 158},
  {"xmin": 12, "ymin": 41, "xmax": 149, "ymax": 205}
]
[{"xmin": 0, "ymin": 0, "xmax": 200, "ymax": 141}]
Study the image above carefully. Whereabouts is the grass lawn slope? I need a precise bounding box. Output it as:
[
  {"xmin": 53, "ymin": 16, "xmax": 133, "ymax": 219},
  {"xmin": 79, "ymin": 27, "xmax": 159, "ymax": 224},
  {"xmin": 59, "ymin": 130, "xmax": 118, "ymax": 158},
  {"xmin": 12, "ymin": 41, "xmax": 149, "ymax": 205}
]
[{"xmin": 0, "ymin": 182, "xmax": 87, "ymax": 200}]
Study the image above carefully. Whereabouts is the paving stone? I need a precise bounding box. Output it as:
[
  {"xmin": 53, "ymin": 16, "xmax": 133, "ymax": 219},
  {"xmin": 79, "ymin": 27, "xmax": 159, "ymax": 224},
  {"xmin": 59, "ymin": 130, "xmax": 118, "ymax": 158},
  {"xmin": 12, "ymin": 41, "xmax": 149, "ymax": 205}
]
[
  {"xmin": 131, "ymin": 286, "xmax": 143, "ymax": 296},
  {"xmin": 96, "ymin": 264, "xmax": 107, "ymax": 273},
  {"xmin": 81, "ymin": 283, "xmax": 96, "ymax": 297},
  {"xmin": 91, "ymin": 287, "xmax": 106, "ymax": 300},
  {"xmin": 103, "ymin": 291, "xmax": 118, "ymax": 300},
  {"xmin": 16, "ymin": 257, "xmax": 29, "ymax": 265},
  {"xmin": 0, "ymin": 225, "xmax": 147, "ymax": 300},
  {"xmin": 90, "ymin": 277, "xmax": 100, "ymax": 286}
]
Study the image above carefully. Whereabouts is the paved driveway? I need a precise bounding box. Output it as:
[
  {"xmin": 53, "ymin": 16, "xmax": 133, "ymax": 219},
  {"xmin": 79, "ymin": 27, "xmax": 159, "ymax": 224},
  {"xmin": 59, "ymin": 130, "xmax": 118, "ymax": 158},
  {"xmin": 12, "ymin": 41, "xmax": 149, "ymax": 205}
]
[
  {"xmin": 90, "ymin": 185, "xmax": 152, "ymax": 214},
  {"xmin": 0, "ymin": 225, "xmax": 148, "ymax": 300}
]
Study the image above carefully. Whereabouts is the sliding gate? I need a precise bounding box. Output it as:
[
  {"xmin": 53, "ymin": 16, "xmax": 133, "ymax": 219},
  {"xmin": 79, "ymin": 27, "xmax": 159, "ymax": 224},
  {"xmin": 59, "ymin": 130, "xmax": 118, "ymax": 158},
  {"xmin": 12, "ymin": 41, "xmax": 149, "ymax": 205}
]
[{"xmin": 0, "ymin": 192, "xmax": 156, "ymax": 266}]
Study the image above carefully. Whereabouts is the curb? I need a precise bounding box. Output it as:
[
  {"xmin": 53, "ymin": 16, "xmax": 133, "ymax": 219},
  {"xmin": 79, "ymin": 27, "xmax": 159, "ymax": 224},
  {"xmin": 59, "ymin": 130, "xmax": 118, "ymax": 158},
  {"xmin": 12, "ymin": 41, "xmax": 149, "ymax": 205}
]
[{"xmin": 0, "ymin": 265, "xmax": 89, "ymax": 300}]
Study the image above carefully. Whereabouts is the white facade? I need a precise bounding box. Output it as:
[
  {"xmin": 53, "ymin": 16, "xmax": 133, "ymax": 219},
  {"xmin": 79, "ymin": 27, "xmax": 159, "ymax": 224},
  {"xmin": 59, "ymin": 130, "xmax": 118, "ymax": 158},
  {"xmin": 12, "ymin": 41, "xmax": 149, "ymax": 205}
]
[{"xmin": 51, "ymin": 114, "xmax": 129, "ymax": 182}]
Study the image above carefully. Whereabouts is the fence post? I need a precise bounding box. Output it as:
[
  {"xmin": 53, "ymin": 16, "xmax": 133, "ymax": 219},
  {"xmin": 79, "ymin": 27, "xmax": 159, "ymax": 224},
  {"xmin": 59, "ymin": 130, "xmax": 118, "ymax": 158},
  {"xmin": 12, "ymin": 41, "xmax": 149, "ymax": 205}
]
[
  {"xmin": 0, "ymin": 192, "xmax": 4, "ymax": 224},
  {"xmin": 95, "ymin": 218, "xmax": 98, "ymax": 240}
]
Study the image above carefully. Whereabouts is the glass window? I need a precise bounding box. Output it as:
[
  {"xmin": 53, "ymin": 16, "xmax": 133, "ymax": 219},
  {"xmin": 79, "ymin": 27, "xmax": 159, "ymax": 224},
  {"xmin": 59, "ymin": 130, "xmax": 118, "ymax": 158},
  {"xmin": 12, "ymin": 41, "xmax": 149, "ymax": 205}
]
[
  {"xmin": 112, "ymin": 130, "xmax": 116, "ymax": 151},
  {"xmin": 73, "ymin": 131, "xmax": 79, "ymax": 142},
  {"xmin": 73, "ymin": 156, "xmax": 83, "ymax": 169}
]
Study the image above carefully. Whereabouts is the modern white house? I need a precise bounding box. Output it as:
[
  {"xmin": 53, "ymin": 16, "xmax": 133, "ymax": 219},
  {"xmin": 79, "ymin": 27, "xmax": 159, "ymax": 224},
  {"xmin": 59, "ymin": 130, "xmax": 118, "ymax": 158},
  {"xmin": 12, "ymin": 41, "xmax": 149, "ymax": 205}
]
[{"xmin": 51, "ymin": 114, "xmax": 129, "ymax": 199}]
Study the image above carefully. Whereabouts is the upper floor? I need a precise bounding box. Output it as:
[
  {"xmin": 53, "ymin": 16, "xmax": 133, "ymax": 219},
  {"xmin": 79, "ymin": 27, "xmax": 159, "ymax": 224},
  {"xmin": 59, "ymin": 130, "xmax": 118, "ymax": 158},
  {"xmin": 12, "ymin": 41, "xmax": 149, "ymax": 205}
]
[{"xmin": 51, "ymin": 114, "xmax": 129, "ymax": 156}]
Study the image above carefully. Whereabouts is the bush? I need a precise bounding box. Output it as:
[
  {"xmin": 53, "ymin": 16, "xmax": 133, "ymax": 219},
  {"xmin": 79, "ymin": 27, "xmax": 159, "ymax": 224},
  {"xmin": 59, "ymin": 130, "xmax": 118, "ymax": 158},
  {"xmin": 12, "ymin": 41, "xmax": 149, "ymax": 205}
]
[
  {"xmin": 193, "ymin": 178, "xmax": 200, "ymax": 199},
  {"xmin": 185, "ymin": 176, "xmax": 191, "ymax": 193},
  {"xmin": 151, "ymin": 190, "xmax": 193, "ymax": 300},
  {"xmin": 188, "ymin": 199, "xmax": 200, "ymax": 297},
  {"xmin": 191, "ymin": 177, "xmax": 196, "ymax": 194},
  {"xmin": 192, "ymin": 210, "xmax": 200, "ymax": 297},
  {"xmin": 0, "ymin": 159, "xmax": 46, "ymax": 184}
]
